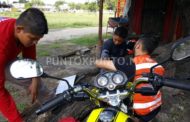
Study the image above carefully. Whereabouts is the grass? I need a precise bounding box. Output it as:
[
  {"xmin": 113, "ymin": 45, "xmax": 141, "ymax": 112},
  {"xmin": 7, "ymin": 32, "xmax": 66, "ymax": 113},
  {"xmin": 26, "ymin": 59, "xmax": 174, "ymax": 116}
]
[
  {"xmin": 68, "ymin": 34, "xmax": 112, "ymax": 46},
  {"xmin": 16, "ymin": 103, "xmax": 26, "ymax": 112},
  {"xmin": 0, "ymin": 12, "xmax": 113, "ymax": 29},
  {"xmin": 49, "ymin": 41, "xmax": 63, "ymax": 48},
  {"xmin": 37, "ymin": 34, "xmax": 112, "ymax": 57},
  {"xmin": 69, "ymin": 34, "xmax": 99, "ymax": 46},
  {"xmin": 37, "ymin": 41, "xmax": 64, "ymax": 57},
  {"xmin": 37, "ymin": 45, "xmax": 51, "ymax": 57}
]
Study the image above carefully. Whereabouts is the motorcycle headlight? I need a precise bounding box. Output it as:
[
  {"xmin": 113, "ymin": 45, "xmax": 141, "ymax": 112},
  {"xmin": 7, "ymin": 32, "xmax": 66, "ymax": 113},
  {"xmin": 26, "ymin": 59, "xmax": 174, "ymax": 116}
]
[
  {"xmin": 112, "ymin": 73, "xmax": 124, "ymax": 84},
  {"xmin": 97, "ymin": 76, "xmax": 108, "ymax": 87}
]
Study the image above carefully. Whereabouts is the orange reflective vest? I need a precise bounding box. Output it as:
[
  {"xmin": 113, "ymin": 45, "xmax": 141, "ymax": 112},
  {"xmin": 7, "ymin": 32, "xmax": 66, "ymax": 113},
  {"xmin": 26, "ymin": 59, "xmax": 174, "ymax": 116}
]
[{"xmin": 133, "ymin": 55, "xmax": 165, "ymax": 116}]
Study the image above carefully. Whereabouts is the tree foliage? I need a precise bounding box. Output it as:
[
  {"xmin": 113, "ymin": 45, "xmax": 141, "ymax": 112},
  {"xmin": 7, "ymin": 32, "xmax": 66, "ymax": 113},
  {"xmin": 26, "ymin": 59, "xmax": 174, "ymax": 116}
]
[
  {"xmin": 68, "ymin": 0, "xmax": 116, "ymax": 11},
  {"xmin": 84, "ymin": 2, "xmax": 98, "ymax": 12},
  {"xmin": 54, "ymin": 0, "xmax": 65, "ymax": 11},
  {"xmin": 19, "ymin": 0, "xmax": 27, "ymax": 3},
  {"xmin": 30, "ymin": 0, "xmax": 44, "ymax": 5},
  {"xmin": 69, "ymin": 2, "xmax": 98, "ymax": 12},
  {"xmin": 104, "ymin": 0, "xmax": 117, "ymax": 10},
  {"xmin": 25, "ymin": 2, "xmax": 32, "ymax": 9}
]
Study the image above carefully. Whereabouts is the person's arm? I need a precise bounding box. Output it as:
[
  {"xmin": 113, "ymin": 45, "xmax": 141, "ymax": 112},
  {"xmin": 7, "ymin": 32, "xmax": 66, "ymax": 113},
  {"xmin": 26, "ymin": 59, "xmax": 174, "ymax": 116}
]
[
  {"xmin": 29, "ymin": 77, "xmax": 41, "ymax": 103},
  {"xmin": 22, "ymin": 45, "xmax": 39, "ymax": 103},
  {"xmin": 96, "ymin": 57, "xmax": 136, "ymax": 79},
  {"xmin": 96, "ymin": 59, "xmax": 117, "ymax": 71},
  {"xmin": 101, "ymin": 40, "xmax": 112, "ymax": 59}
]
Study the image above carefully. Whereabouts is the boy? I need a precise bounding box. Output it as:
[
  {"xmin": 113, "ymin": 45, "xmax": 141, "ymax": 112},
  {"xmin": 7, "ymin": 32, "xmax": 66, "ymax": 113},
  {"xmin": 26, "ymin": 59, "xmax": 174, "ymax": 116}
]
[
  {"xmin": 101, "ymin": 26, "xmax": 135, "ymax": 59},
  {"xmin": 0, "ymin": 8, "xmax": 48, "ymax": 122}
]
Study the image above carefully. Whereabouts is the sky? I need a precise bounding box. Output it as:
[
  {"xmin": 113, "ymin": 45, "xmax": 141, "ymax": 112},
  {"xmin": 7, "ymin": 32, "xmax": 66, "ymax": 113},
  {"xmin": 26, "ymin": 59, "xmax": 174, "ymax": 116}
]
[{"xmin": 1, "ymin": 0, "xmax": 96, "ymax": 4}]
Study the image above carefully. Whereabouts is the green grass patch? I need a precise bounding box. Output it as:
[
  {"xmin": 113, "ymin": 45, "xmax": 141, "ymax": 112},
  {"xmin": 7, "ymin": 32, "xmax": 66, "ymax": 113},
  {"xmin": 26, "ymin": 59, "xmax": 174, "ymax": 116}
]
[
  {"xmin": 0, "ymin": 11, "xmax": 20, "ymax": 18},
  {"xmin": 49, "ymin": 41, "xmax": 63, "ymax": 48},
  {"xmin": 37, "ymin": 41, "xmax": 63, "ymax": 57},
  {"xmin": 37, "ymin": 48, "xmax": 50, "ymax": 57},
  {"xmin": 69, "ymin": 35, "xmax": 99, "ymax": 46},
  {"xmin": 68, "ymin": 34, "xmax": 112, "ymax": 46},
  {"xmin": 38, "ymin": 51, "xmax": 50, "ymax": 57},
  {"xmin": 0, "ymin": 12, "xmax": 113, "ymax": 29},
  {"xmin": 17, "ymin": 103, "xmax": 26, "ymax": 112},
  {"xmin": 36, "ymin": 34, "xmax": 112, "ymax": 57},
  {"xmin": 37, "ymin": 45, "xmax": 50, "ymax": 57}
]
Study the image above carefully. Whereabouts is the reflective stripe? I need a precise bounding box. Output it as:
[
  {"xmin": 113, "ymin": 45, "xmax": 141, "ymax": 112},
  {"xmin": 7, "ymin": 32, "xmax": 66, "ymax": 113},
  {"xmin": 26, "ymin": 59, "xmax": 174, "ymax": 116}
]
[
  {"xmin": 133, "ymin": 95, "xmax": 161, "ymax": 109},
  {"xmin": 136, "ymin": 63, "xmax": 163, "ymax": 70},
  {"xmin": 135, "ymin": 77, "xmax": 149, "ymax": 82}
]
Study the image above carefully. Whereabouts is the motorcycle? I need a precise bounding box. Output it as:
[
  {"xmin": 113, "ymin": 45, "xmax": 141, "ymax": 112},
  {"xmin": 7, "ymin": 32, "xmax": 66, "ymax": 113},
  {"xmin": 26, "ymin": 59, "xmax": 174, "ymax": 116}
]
[{"xmin": 10, "ymin": 36, "xmax": 190, "ymax": 122}]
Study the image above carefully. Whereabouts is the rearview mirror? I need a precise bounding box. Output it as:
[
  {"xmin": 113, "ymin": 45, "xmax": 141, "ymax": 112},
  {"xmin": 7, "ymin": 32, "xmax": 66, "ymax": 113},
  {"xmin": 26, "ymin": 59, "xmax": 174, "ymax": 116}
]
[
  {"xmin": 171, "ymin": 36, "xmax": 190, "ymax": 61},
  {"xmin": 150, "ymin": 36, "xmax": 190, "ymax": 74},
  {"xmin": 10, "ymin": 59, "xmax": 44, "ymax": 79}
]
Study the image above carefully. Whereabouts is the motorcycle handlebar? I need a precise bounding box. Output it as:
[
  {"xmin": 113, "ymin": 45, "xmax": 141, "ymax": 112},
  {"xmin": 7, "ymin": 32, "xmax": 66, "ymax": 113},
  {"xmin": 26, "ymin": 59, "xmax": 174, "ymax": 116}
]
[
  {"xmin": 36, "ymin": 91, "xmax": 70, "ymax": 115},
  {"xmin": 35, "ymin": 86, "xmax": 86, "ymax": 115},
  {"xmin": 161, "ymin": 78, "xmax": 190, "ymax": 91},
  {"xmin": 135, "ymin": 88, "xmax": 157, "ymax": 95}
]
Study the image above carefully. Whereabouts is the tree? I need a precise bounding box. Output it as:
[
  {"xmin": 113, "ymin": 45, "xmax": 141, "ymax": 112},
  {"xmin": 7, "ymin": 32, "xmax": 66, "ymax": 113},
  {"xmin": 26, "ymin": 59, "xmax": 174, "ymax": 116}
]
[
  {"xmin": 19, "ymin": 0, "xmax": 27, "ymax": 3},
  {"xmin": 68, "ymin": 2, "xmax": 75, "ymax": 10},
  {"xmin": 76, "ymin": 3, "xmax": 83, "ymax": 10},
  {"xmin": 83, "ymin": 2, "xmax": 98, "ymax": 12},
  {"xmin": 54, "ymin": 0, "xmax": 65, "ymax": 11},
  {"xmin": 25, "ymin": 2, "xmax": 32, "ymax": 9},
  {"xmin": 87, "ymin": 2, "xmax": 98, "ymax": 12},
  {"xmin": 104, "ymin": 0, "xmax": 116, "ymax": 10},
  {"xmin": 68, "ymin": 1, "xmax": 98, "ymax": 12},
  {"xmin": 31, "ymin": 0, "xmax": 44, "ymax": 6}
]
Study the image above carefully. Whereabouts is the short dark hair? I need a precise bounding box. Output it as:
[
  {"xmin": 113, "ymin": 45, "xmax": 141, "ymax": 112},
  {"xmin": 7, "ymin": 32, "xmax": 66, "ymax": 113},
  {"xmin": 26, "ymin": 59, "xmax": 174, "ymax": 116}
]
[
  {"xmin": 16, "ymin": 8, "xmax": 48, "ymax": 36},
  {"xmin": 114, "ymin": 26, "xmax": 128, "ymax": 39},
  {"xmin": 139, "ymin": 37, "xmax": 159, "ymax": 54}
]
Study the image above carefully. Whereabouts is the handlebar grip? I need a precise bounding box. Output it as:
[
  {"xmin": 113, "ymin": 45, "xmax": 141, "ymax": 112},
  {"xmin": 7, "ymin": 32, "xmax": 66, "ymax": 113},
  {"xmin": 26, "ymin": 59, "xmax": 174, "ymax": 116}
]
[
  {"xmin": 135, "ymin": 88, "xmax": 157, "ymax": 96},
  {"xmin": 36, "ymin": 92, "xmax": 69, "ymax": 115},
  {"xmin": 162, "ymin": 79, "xmax": 190, "ymax": 91}
]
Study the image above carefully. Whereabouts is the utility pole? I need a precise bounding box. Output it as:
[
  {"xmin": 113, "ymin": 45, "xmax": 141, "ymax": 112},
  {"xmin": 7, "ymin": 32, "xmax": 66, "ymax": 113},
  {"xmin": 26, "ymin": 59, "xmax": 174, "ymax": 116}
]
[{"xmin": 97, "ymin": 0, "xmax": 104, "ymax": 58}]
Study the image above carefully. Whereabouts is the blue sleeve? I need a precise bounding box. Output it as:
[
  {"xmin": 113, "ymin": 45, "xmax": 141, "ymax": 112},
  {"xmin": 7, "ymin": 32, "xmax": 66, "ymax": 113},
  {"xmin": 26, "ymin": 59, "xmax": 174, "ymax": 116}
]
[
  {"xmin": 113, "ymin": 57, "xmax": 136, "ymax": 79},
  {"xmin": 101, "ymin": 39, "xmax": 112, "ymax": 59}
]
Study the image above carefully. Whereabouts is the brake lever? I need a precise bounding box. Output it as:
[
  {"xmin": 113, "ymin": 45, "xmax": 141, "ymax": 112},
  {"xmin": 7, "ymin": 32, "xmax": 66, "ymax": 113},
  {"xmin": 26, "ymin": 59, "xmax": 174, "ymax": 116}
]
[
  {"xmin": 148, "ymin": 74, "xmax": 164, "ymax": 91},
  {"xmin": 141, "ymin": 73, "xmax": 163, "ymax": 91}
]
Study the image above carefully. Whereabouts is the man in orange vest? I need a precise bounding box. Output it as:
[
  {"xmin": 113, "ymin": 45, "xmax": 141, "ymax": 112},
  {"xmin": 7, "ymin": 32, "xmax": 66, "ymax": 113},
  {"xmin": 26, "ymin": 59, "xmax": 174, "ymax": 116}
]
[{"xmin": 96, "ymin": 36, "xmax": 165, "ymax": 122}]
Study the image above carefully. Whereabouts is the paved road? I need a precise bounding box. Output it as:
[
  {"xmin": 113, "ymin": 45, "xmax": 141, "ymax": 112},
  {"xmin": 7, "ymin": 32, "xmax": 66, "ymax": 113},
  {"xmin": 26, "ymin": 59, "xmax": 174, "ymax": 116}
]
[{"xmin": 39, "ymin": 27, "xmax": 112, "ymax": 44}]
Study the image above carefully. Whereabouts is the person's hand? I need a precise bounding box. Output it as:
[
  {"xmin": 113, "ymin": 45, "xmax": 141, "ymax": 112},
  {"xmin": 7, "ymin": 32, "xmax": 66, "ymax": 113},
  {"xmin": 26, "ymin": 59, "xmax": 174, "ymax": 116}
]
[{"xmin": 28, "ymin": 77, "xmax": 40, "ymax": 103}]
